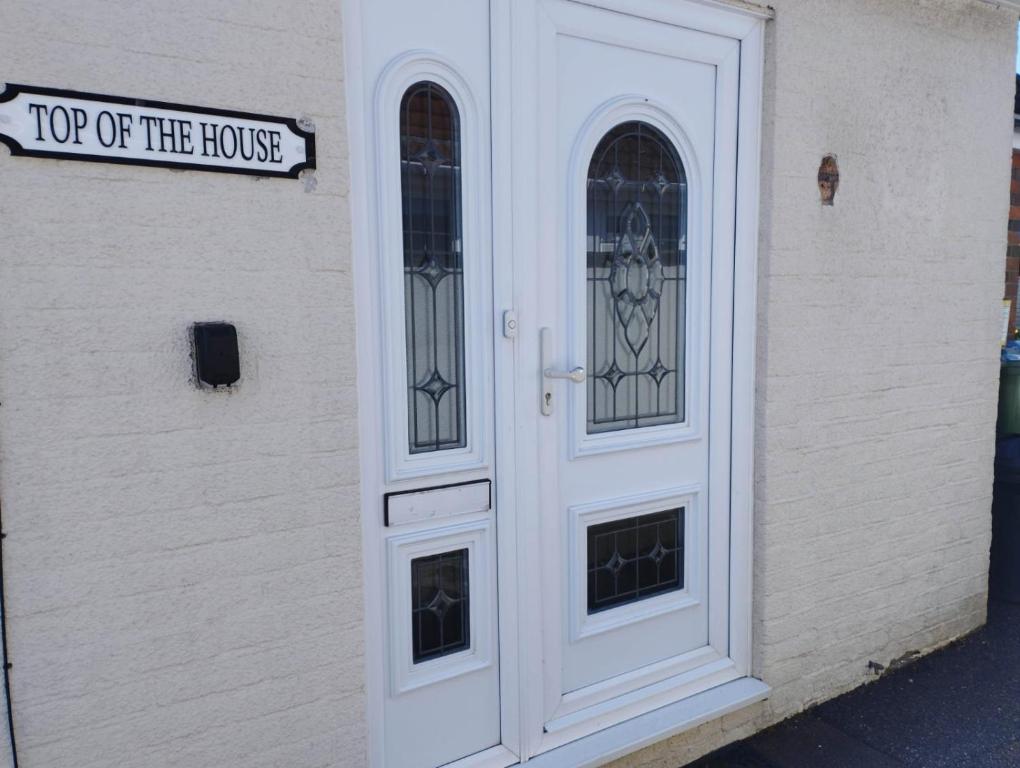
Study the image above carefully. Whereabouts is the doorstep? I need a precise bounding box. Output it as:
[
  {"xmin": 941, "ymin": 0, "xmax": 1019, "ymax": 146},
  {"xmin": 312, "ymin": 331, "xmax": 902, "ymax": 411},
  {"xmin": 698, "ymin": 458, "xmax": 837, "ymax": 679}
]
[{"xmin": 525, "ymin": 677, "xmax": 770, "ymax": 768}]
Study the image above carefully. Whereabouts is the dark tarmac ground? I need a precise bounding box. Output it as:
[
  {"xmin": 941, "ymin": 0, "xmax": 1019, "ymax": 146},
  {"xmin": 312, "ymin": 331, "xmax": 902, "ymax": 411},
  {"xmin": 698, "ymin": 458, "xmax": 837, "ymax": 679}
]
[{"xmin": 689, "ymin": 600, "xmax": 1020, "ymax": 768}]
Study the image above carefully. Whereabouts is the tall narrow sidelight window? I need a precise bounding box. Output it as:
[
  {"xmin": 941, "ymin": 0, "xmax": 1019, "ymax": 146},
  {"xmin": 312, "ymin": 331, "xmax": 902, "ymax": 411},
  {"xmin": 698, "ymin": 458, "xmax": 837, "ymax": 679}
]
[
  {"xmin": 586, "ymin": 121, "xmax": 687, "ymax": 434},
  {"xmin": 400, "ymin": 82, "xmax": 467, "ymax": 454}
]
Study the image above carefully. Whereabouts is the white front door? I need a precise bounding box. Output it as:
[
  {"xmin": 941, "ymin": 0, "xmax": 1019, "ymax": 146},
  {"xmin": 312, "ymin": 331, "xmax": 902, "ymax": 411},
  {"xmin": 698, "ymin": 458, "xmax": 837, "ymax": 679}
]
[
  {"xmin": 346, "ymin": 0, "xmax": 763, "ymax": 765},
  {"xmin": 511, "ymin": 0, "xmax": 743, "ymax": 748}
]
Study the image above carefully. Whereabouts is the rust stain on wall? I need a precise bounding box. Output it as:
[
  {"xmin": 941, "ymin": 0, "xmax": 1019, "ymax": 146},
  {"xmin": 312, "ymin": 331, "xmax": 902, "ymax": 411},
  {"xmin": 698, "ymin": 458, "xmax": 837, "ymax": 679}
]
[{"xmin": 818, "ymin": 154, "xmax": 839, "ymax": 205}]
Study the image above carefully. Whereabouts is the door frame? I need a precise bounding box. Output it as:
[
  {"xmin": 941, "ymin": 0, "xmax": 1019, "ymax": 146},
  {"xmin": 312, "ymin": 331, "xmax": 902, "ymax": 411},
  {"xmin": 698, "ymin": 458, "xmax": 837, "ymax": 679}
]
[{"xmin": 343, "ymin": 0, "xmax": 769, "ymax": 764}]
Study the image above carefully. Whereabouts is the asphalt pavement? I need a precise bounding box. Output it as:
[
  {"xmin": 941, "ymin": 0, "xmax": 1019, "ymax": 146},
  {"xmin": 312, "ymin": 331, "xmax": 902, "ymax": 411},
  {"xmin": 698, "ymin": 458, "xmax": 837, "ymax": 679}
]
[{"xmin": 689, "ymin": 600, "xmax": 1020, "ymax": 768}]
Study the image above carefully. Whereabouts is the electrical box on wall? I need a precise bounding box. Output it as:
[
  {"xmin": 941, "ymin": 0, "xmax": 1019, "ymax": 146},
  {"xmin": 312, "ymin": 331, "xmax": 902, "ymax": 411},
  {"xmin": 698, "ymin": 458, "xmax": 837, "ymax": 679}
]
[{"xmin": 193, "ymin": 322, "xmax": 240, "ymax": 388}]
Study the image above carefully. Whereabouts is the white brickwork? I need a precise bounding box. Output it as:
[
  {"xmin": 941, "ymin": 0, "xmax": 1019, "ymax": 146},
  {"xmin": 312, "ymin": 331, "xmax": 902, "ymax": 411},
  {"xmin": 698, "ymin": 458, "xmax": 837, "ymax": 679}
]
[{"xmin": 0, "ymin": 2, "xmax": 365, "ymax": 767}]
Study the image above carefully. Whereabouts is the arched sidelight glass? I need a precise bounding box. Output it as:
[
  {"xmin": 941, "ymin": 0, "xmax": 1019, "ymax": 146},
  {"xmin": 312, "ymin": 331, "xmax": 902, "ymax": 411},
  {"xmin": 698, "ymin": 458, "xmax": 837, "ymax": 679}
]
[
  {"xmin": 400, "ymin": 81, "xmax": 467, "ymax": 454},
  {"xmin": 586, "ymin": 121, "xmax": 687, "ymax": 434}
]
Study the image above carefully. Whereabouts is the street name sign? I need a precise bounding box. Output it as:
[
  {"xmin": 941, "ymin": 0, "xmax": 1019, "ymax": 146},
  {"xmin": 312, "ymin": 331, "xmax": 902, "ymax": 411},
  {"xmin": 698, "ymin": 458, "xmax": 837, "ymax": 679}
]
[{"xmin": 0, "ymin": 84, "xmax": 315, "ymax": 178}]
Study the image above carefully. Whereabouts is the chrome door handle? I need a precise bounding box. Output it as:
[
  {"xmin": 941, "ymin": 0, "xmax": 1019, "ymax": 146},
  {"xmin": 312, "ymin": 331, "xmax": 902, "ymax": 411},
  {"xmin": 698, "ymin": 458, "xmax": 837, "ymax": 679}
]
[
  {"xmin": 540, "ymin": 327, "xmax": 584, "ymax": 416},
  {"xmin": 543, "ymin": 366, "xmax": 586, "ymax": 383}
]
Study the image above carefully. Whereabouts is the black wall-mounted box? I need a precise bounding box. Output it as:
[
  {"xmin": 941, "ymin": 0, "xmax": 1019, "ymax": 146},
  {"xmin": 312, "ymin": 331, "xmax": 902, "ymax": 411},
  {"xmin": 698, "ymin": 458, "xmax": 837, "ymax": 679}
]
[{"xmin": 193, "ymin": 322, "xmax": 240, "ymax": 387}]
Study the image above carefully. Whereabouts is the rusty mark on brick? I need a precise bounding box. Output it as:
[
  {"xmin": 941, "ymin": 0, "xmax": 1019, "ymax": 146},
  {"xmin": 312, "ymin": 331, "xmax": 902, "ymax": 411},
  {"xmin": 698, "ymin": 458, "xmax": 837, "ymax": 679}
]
[{"xmin": 818, "ymin": 154, "xmax": 839, "ymax": 205}]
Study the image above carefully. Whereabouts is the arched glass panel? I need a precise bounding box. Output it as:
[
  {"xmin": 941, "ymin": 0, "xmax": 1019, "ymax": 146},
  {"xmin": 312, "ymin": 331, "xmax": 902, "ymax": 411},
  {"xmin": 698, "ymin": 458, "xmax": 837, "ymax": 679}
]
[
  {"xmin": 400, "ymin": 81, "xmax": 467, "ymax": 454},
  {"xmin": 586, "ymin": 121, "xmax": 687, "ymax": 434}
]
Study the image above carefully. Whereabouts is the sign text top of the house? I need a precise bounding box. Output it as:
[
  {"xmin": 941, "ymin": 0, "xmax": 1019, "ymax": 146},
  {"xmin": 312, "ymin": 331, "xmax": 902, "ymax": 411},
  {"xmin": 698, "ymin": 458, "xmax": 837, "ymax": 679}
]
[{"xmin": 0, "ymin": 84, "xmax": 315, "ymax": 178}]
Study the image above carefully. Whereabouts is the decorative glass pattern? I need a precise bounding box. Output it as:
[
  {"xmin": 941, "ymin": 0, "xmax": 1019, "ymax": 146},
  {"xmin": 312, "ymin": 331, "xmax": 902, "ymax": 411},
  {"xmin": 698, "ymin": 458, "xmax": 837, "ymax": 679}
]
[
  {"xmin": 586, "ymin": 121, "xmax": 687, "ymax": 434},
  {"xmin": 400, "ymin": 81, "xmax": 467, "ymax": 454},
  {"xmin": 587, "ymin": 508, "xmax": 684, "ymax": 614},
  {"xmin": 411, "ymin": 548, "xmax": 471, "ymax": 663}
]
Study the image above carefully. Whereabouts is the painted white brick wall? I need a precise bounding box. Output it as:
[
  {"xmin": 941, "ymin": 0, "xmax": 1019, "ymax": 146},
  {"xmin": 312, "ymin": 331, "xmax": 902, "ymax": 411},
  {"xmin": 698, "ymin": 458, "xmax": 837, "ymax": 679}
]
[
  {"xmin": 0, "ymin": 2, "xmax": 366, "ymax": 767},
  {"xmin": 0, "ymin": 1, "xmax": 1015, "ymax": 768},
  {"xmin": 611, "ymin": 1, "xmax": 1017, "ymax": 765}
]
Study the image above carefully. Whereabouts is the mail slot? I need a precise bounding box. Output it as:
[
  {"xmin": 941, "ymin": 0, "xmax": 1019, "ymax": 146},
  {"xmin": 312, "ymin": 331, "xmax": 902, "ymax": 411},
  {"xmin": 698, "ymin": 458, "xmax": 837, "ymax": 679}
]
[{"xmin": 384, "ymin": 480, "xmax": 491, "ymax": 527}]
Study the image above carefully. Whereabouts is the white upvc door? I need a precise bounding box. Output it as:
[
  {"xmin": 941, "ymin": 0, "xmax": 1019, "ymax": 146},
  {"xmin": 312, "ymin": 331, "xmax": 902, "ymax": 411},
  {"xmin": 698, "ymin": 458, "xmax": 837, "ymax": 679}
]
[
  {"xmin": 505, "ymin": 0, "xmax": 746, "ymax": 753},
  {"xmin": 346, "ymin": 0, "xmax": 765, "ymax": 765}
]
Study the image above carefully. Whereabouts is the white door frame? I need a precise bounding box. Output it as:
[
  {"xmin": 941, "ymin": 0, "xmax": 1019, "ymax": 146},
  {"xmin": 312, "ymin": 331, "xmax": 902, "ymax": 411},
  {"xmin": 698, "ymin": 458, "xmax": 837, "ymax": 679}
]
[{"xmin": 343, "ymin": 0, "xmax": 769, "ymax": 765}]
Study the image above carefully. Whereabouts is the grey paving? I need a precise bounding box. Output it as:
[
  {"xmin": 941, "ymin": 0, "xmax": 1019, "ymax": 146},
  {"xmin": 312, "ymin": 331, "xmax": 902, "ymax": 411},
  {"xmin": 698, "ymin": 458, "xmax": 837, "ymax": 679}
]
[{"xmin": 689, "ymin": 600, "xmax": 1020, "ymax": 768}]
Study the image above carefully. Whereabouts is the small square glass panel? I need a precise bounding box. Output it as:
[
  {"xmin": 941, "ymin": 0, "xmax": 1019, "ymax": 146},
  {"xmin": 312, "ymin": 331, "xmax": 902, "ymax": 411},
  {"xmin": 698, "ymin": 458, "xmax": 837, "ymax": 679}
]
[
  {"xmin": 411, "ymin": 548, "xmax": 470, "ymax": 663},
  {"xmin": 587, "ymin": 508, "xmax": 684, "ymax": 614}
]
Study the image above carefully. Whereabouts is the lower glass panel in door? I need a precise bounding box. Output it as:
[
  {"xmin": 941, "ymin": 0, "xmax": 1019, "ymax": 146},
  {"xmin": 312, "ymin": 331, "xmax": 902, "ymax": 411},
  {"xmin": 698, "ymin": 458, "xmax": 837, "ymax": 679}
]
[{"xmin": 587, "ymin": 508, "xmax": 684, "ymax": 614}]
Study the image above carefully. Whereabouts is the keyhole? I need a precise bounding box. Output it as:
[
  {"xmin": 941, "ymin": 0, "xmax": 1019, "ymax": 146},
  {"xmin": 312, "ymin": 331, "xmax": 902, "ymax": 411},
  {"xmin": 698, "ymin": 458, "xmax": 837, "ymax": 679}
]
[{"xmin": 545, "ymin": 392, "xmax": 552, "ymax": 407}]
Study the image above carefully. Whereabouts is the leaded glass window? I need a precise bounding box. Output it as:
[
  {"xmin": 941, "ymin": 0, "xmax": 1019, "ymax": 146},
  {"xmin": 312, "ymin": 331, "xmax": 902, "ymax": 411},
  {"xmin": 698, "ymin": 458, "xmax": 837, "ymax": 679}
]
[
  {"xmin": 411, "ymin": 548, "xmax": 470, "ymax": 663},
  {"xmin": 587, "ymin": 509, "xmax": 684, "ymax": 614},
  {"xmin": 586, "ymin": 121, "xmax": 687, "ymax": 434},
  {"xmin": 400, "ymin": 82, "xmax": 467, "ymax": 454}
]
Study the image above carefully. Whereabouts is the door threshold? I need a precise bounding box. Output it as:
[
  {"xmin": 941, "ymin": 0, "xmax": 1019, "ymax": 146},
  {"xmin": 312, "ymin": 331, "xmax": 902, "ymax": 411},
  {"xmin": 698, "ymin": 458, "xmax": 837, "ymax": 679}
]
[
  {"xmin": 523, "ymin": 677, "xmax": 770, "ymax": 768},
  {"xmin": 546, "ymin": 654, "xmax": 735, "ymax": 735},
  {"xmin": 442, "ymin": 677, "xmax": 769, "ymax": 768}
]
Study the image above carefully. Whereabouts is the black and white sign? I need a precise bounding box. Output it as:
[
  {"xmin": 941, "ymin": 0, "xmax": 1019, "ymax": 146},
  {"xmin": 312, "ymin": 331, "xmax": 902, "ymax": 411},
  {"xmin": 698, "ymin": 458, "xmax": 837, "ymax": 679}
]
[{"xmin": 0, "ymin": 84, "xmax": 315, "ymax": 178}]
